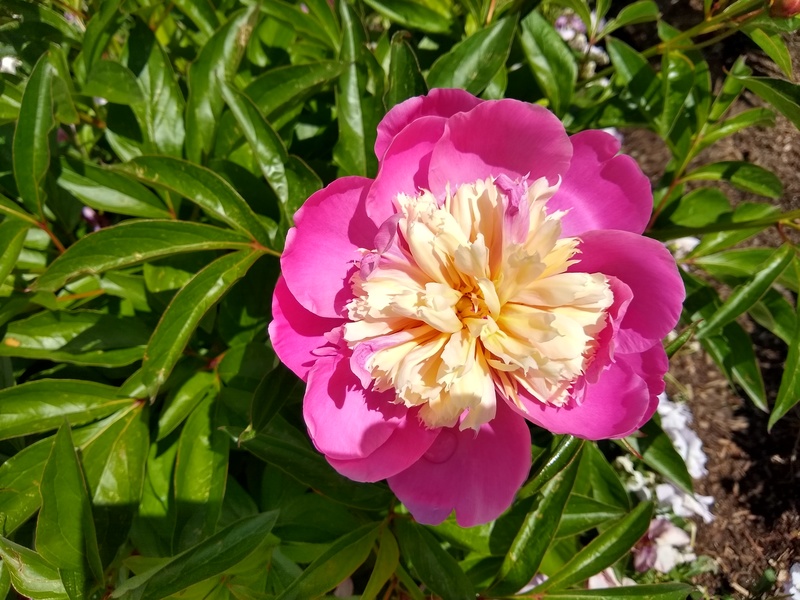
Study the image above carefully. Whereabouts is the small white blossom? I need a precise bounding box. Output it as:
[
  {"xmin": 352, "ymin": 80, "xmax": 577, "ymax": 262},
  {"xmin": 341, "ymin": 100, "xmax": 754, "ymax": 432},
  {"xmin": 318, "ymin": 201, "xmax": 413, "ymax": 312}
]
[
  {"xmin": 587, "ymin": 568, "xmax": 636, "ymax": 589},
  {"xmin": 655, "ymin": 483, "xmax": 714, "ymax": 524},
  {"xmin": 634, "ymin": 518, "xmax": 696, "ymax": 573},
  {"xmin": 668, "ymin": 236, "xmax": 701, "ymax": 260},
  {"xmin": 0, "ymin": 56, "xmax": 21, "ymax": 75},
  {"xmin": 783, "ymin": 563, "xmax": 800, "ymax": 600},
  {"xmin": 657, "ymin": 393, "xmax": 708, "ymax": 479}
]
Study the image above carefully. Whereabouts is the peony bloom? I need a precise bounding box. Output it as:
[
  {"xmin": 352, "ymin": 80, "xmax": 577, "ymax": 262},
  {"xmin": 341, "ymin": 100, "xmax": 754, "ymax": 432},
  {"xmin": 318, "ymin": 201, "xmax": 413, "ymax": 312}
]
[{"xmin": 269, "ymin": 89, "xmax": 683, "ymax": 526}]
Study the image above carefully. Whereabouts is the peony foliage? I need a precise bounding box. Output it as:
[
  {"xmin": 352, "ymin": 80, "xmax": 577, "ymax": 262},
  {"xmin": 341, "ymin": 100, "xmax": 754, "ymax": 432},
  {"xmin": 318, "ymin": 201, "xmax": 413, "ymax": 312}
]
[{"xmin": 0, "ymin": 0, "xmax": 798, "ymax": 598}]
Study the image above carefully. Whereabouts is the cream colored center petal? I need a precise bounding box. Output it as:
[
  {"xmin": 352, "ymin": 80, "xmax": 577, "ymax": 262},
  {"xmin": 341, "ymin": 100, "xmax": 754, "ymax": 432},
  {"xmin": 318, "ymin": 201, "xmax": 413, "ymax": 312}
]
[{"xmin": 343, "ymin": 177, "xmax": 613, "ymax": 430}]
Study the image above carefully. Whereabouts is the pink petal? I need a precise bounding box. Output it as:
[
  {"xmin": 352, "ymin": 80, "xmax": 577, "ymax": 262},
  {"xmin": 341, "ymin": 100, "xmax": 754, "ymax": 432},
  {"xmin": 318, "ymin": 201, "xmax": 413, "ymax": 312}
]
[
  {"xmin": 304, "ymin": 354, "xmax": 413, "ymax": 461},
  {"xmin": 366, "ymin": 116, "xmax": 447, "ymax": 225},
  {"xmin": 375, "ymin": 89, "xmax": 482, "ymax": 160},
  {"xmin": 427, "ymin": 100, "xmax": 572, "ymax": 196},
  {"xmin": 570, "ymin": 230, "xmax": 684, "ymax": 354},
  {"xmin": 583, "ymin": 276, "xmax": 633, "ymax": 385},
  {"xmin": 549, "ymin": 130, "xmax": 652, "ymax": 237},
  {"xmin": 327, "ymin": 413, "xmax": 439, "ymax": 482},
  {"xmin": 387, "ymin": 402, "xmax": 531, "ymax": 527},
  {"xmin": 268, "ymin": 276, "xmax": 342, "ymax": 381},
  {"xmin": 282, "ymin": 176, "xmax": 377, "ymax": 318},
  {"xmin": 513, "ymin": 345, "xmax": 667, "ymax": 440}
]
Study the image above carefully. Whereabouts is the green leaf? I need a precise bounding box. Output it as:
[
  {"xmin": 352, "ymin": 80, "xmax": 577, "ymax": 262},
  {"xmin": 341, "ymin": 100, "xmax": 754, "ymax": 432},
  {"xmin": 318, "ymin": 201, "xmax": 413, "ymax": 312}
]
[
  {"xmin": 536, "ymin": 583, "xmax": 694, "ymax": 599},
  {"xmin": 83, "ymin": 60, "xmax": 144, "ymax": 105},
  {"xmin": 0, "ymin": 310, "xmax": 150, "ymax": 367},
  {"xmin": 363, "ymin": 0, "xmax": 451, "ymax": 33},
  {"xmin": 13, "ymin": 52, "xmax": 56, "ymax": 219},
  {"xmin": 769, "ymin": 260, "xmax": 800, "ymax": 428},
  {"xmin": 750, "ymin": 288, "xmax": 797, "ymax": 343},
  {"xmin": 623, "ymin": 418, "xmax": 693, "ymax": 494},
  {"xmin": 518, "ymin": 11, "xmax": 576, "ymax": 116},
  {"xmin": 233, "ymin": 419, "xmax": 393, "ymax": 510},
  {"xmin": 113, "ymin": 511, "xmax": 279, "ymax": 600},
  {"xmin": 394, "ymin": 520, "xmax": 475, "ymax": 600},
  {"xmin": 683, "ymin": 272, "xmax": 768, "ymax": 410},
  {"xmin": 334, "ymin": 2, "xmax": 382, "ymax": 177},
  {"xmin": 606, "ymin": 37, "xmax": 661, "ymax": 119},
  {"xmin": 556, "ymin": 494, "xmax": 626, "ymax": 538},
  {"xmin": 668, "ymin": 187, "xmax": 730, "ymax": 227},
  {"xmin": 658, "ymin": 51, "xmax": 695, "ymax": 157},
  {"xmin": 33, "ymin": 221, "xmax": 251, "ymax": 292},
  {"xmin": 532, "ymin": 502, "xmax": 653, "ymax": 592},
  {"xmin": 0, "ymin": 192, "xmax": 38, "ymax": 226},
  {"xmin": 737, "ymin": 76, "xmax": 800, "ymax": 129},
  {"xmin": 172, "ymin": 0, "xmax": 219, "ymax": 39},
  {"xmin": 490, "ymin": 459, "xmax": 579, "ymax": 595},
  {"xmin": 0, "ymin": 437, "xmax": 54, "ymax": 535},
  {"xmin": 173, "ymin": 394, "xmax": 229, "ymax": 551},
  {"xmin": 82, "ymin": 0, "xmax": 123, "ymax": 74},
  {"xmin": 118, "ymin": 157, "xmax": 272, "ymax": 245},
  {"xmin": 0, "ymin": 218, "xmax": 31, "ymax": 283},
  {"xmin": 245, "ymin": 61, "xmax": 343, "ymax": 127},
  {"xmin": 275, "ymin": 523, "xmax": 380, "ymax": 600},
  {"xmin": 579, "ymin": 443, "xmax": 631, "ymax": 510},
  {"xmin": 0, "ymin": 537, "xmax": 68, "ymax": 600},
  {"xmin": 57, "ymin": 159, "xmax": 172, "ymax": 219},
  {"xmin": 80, "ymin": 405, "xmax": 149, "ymax": 567},
  {"xmin": 664, "ymin": 322, "xmax": 699, "ymax": 358},
  {"xmin": 709, "ymin": 56, "xmax": 750, "ymax": 121},
  {"xmin": 158, "ymin": 370, "xmax": 217, "ymax": 441},
  {"xmin": 248, "ymin": 365, "xmax": 298, "ymax": 436},
  {"xmin": 221, "ymin": 83, "xmax": 289, "ymax": 211},
  {"xmin": 698, "ymin": 244, "xmax": 795, "ymax": 337},
  {"xmin": 699, "ymin": 107, "xmax": 775, "ymax": 151},
  {"xmin": 186, "ymin": 7, "xmax": 258, "ymax": 163},
  {"xmin": 602, "ymin": 1, "xmax": 660, "ymax": 37},
  {"xmin": 745, "ymin": 27, "xmax": 793, "ymax": 79},
  {"xmin": 519, "ymin": 435, "xmax": 584, "ymax": 499},
  {"xmin": 683, "ymin": 161, "xmax": 782, "ymax": 198},
  {"xmin": 126, "ymin": 19, "xmax": 186, "ymax": 157},
  {"xmin": 386, "ymin": 31, "xmax": 428, "ymax": 109},
  {"xmin": 428, "ymin": 16, "xmax": 517, "ymax": 97},
  {"xmin": 0, "ymin": 380, "xmax": 133, "ymax": 441},
  {"xmin": 362, "ymin": 528, "xmax": 400, "ymax": 600},
  {"xmin": 36, "ymin": 424, "xmax": 104, "ymax": 592},
  {"xmin": 141, "ymin": 250, "xmax": 260, "ymax": 396}
]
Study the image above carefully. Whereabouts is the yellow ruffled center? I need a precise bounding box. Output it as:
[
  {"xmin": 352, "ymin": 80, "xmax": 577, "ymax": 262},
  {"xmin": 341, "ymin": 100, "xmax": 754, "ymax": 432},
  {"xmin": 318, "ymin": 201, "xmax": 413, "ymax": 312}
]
[{"xmin": 343, "ymin": 177, "xmax": 613, "ymax": 431}]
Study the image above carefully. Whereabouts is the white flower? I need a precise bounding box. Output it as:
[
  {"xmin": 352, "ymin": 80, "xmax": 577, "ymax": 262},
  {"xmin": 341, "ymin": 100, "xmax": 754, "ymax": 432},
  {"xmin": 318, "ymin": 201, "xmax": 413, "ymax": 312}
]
[
  {"xmin": 657, "ymin": 393, "xmax": 708, "ymax": 479},
  {"xmin": 668, "ymin": 236, "xmax": 701, "ymax": 260},
  {"xmin": 616, "ymin": 454, "xmax": 655, "ymax": 500},
  {"xmin": 0, "ymin": 56, "xmax": 21, "ymax": 75},
  {"xmin": 587, "ymin": 567, "xmax": 636, "ymax": 589},
  {"xmin": 655, "ymin": 483, "xmax": 714, "ymax": 524},
  {"xmin": 783, "ymin": 563, "xmax": 800, "ymax": 600},
  {"xmin": 634, "ymin": 518, "xmax": 696, "ymax": 573}
]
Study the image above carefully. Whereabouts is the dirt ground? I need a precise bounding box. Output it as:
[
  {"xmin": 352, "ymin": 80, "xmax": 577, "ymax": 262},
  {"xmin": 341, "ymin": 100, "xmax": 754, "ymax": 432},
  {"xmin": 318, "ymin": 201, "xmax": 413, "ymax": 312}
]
[{"xmin": 620, "ymin": 19, "xmax": 800, "ymax": 596}]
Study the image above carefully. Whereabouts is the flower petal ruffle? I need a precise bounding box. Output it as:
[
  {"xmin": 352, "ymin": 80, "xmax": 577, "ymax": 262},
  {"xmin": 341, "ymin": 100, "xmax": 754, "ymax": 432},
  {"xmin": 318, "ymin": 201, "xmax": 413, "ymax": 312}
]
[
  {"xmin": 571, "ymin": 230, "xmax": 684, "ymax": 354},
  {"xmin": 282, "ymin": 176, "xmax": 377, "ymax": 318},
  {"xmin": 428, "ymin": 99, "xmax": 572, "ymax": 196},
  {"xmin": 269, "ymin": 276, "xmax": 341, "ymax": 381},
  {"xmin": 514, "ymin": 344, "xmax": 667, "ymax": 439},
  {"xmin": 387, "ymin": 402, "xmax": 531, "ymax": 526},
  {"xmin": 549, "ymin": 130, "xmax": 652, "ymax": 237},
  {"xmin": 375, "ymin": 88, "xmax": 482, "ymax": 160}
]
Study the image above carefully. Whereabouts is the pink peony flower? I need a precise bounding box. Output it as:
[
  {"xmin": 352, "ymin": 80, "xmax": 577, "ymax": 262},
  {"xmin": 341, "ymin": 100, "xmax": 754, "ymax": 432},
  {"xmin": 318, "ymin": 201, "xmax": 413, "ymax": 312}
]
[{"xmin": 268, "ymin": 89, "xmax": 684, "ymax": 526}]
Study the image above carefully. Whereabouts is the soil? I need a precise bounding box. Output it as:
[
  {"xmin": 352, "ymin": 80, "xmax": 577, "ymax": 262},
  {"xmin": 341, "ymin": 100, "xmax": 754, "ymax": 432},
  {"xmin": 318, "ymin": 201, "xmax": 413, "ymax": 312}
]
[{"xmin": 620, "ymin": 17, "xmax": 800, "ymax": 597}]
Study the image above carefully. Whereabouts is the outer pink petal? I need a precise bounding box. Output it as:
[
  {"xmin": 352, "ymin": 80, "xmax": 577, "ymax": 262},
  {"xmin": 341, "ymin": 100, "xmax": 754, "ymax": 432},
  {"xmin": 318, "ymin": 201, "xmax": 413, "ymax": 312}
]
[
  {"xmin": 513, "ymin": 345, "xmax": 667, "ymax": 440},
  {"xmin": 268, "ymin": 276, "xmax": 341, "ymax": 381},
  {"xmin": 387, "ymin": 402, "xmax": 531, "ymax": 527},
  {"xmin": 427, "ymin": 100, "xmax": 572, "ymax": 196},
  {"xmin": 327, "ymin": 413, "xmax": 439, "ymax": 482},
  {"xmin": 367, "ymin": 116, "xmax": 447, "ymax": 225},
  {"xmin": 375, "ymin": 89, "xmax": 482, "ymax": 160},
  {"xmin": 282, "ymin": 176, "xmax": 377, "ymax": 318},
  {"xmin": 570, "ymin": 230, "xmax": 684, "ymax": 354},
  {"xmin": 549, "ymin": 130, "xmax": 652, "ymax": 237},
  {"xmin": 304, "ymin": 354, "xmax": 408, "ymax": 461}
]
